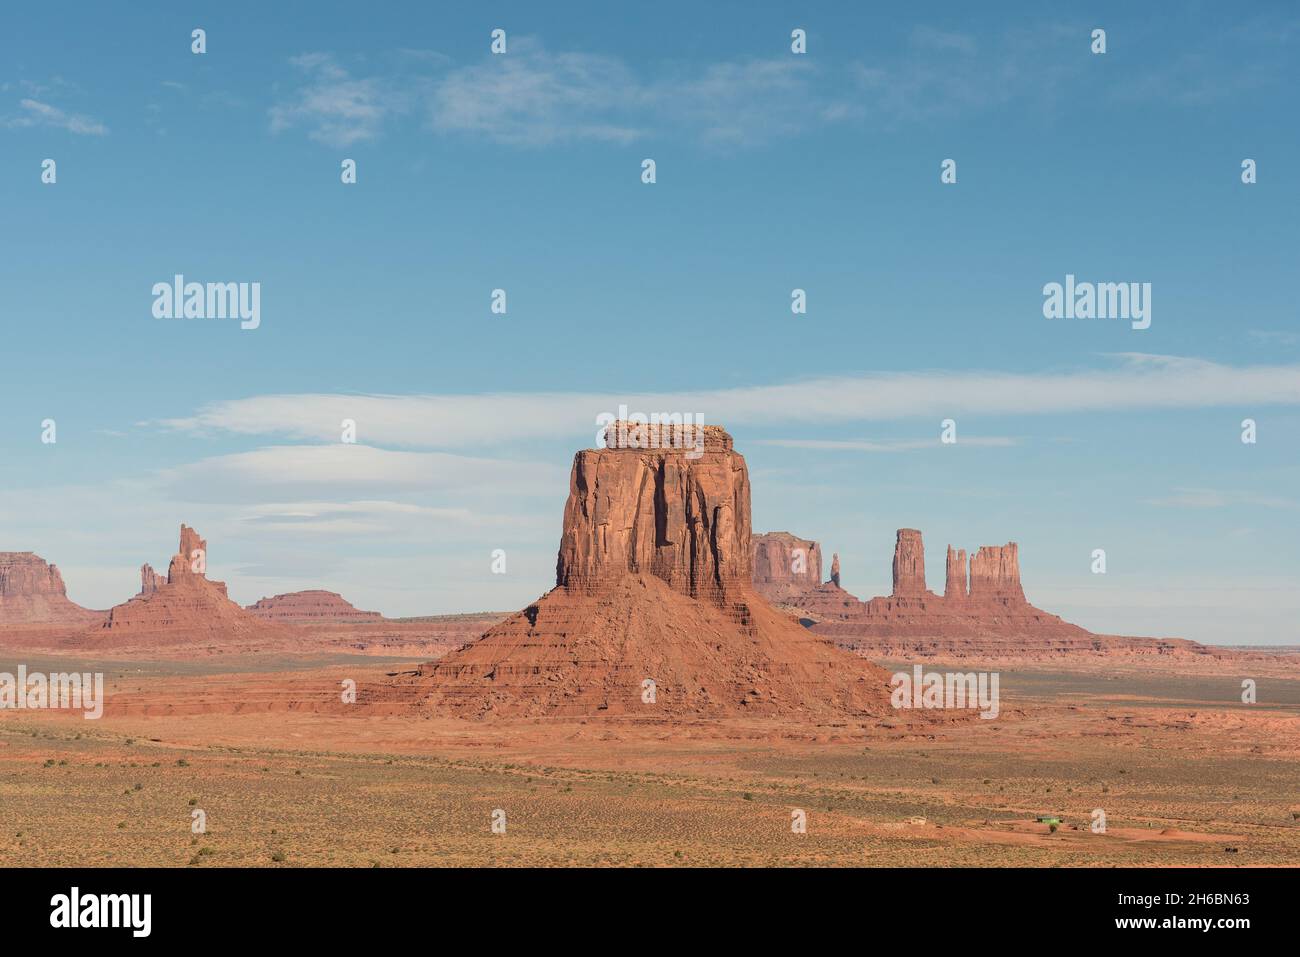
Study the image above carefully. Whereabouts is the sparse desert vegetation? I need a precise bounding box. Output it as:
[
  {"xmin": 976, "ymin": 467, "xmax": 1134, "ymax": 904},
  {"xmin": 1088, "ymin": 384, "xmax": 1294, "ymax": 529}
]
[{"xmin": 0, "ymin": 655, "xmax": 1295, "ymax": 867}]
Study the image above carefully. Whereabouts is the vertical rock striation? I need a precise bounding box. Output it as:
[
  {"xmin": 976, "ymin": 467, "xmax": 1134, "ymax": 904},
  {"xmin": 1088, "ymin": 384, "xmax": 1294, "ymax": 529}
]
[
  {"xmin": 944, "ymin": 546, "xmax": 968, "ymax": 601},
  {"xmin": 891, "ymin": 529, "xmax": 929, "ymax": 597},
  {"xmin": 139, "ymin": 564, "xmax": 163, "ymax": 597},
  {"xmin": 556, "ymin": 424, "xmax": 750, "ymax": 602},
  {"xmin": 969, "ymin": 544, "xmax": 1025, "ymax": 602}
]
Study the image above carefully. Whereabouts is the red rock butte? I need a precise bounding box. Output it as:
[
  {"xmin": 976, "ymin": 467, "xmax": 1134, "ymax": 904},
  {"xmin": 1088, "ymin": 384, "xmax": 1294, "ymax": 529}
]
[
  {"xmin": 751, "ymin": 532, "xmax": 824, "ymax": 603},
  {"xmin": 401, "ymin": 423, "xmax": 897, "ymax": 719},
  {"xmin": 0, "ymin": 552, "xmax": 102, "ymax": 625},
  {"xmin": 755, "ymin": 528, "xmax": 1207, "ymax": 657},
  {"xmin": 95, "ymin": 524, "xmax": 290, "ymax": 644}
]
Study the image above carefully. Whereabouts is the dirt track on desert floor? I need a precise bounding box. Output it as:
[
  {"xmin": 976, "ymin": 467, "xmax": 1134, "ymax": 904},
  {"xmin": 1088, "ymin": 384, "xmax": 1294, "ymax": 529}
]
[{"xmin": 1, "ymin": 653, "xmax": 1297, "ymax": 867}]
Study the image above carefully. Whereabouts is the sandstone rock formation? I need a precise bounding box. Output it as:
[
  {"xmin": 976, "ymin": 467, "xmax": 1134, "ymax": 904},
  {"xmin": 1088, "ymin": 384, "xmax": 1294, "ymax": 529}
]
[
  {"xmin": 752, "ymin": 532, "xmax": 823, "ymax": 603},
  {"xmin": 969, "ymin": 544, "xmax": 1025, "ymax": 602},
  {"xmin": 0, "ymin": 552, "xmax": 101, "ymax": 625},
  {"xmin": 944, "ymin": 546, "xmax": 967, "ymax": 601},
  {"xmin": 402, "ymin": 423, "xmax": 895, "ymax": 719},
  {"xmin": 891, "ymin": 529, "xmax": 928, "ymax": 597},
  {"xmin": 830, "ymin": 553, "xmax": 841, "ymax": 588},
  {"xmin": 247, "ymin": 590, "xmax": 383, "ymax": 623},
  {"xmin": 815, "ymin": 530, "xmax": 1082, "ymax": 649},
  {"xmin": 97, "ymin": 525, "xmax": 289, "ymax": 645},
  {"xmin": 139, "ymin": 564, "xmax": 163, "ymax": 597},
  {"xmin": 555, "ymin": 424, "xmax": 749, "ymax": 601},
  {"xmin": 168, "ymin": 525, "xmax": 207, "ymax": 582},
  {"xmin": 749, "ymin": 528, "xmax": 1196, "ymax": 659}
]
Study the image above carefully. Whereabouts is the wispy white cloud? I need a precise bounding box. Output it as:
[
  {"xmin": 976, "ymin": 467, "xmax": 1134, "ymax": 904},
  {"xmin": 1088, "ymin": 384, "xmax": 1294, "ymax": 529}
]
[
  {"xmin": 236, "ymin": 499, "xmax": 528, "ymax": 534},
  {"xmin": 910, "ymin": 25, "xmax": 980, "ymax": 55},
  {"xmin": 269, "ymin": 53, "xmax": 401, "ymax": 146},
  {"xmin": 751, "ymin": 436, "xmax": 1017, "ymax": 452},
  {"xmin": 431, "ymin": 41, "xmax": 846, "ymax": 146},
  {"xmin": 1143, "ymin": 487, "xmax": 1299, "ymax": 510},
  {"xmin": 1249, "ymin": 330, "xmax": 1300, "ymax": 347},
  {"xmin": 267, "ymin": 16, "xmax": 1299, "ymax": 150},
  {"xmin": 157, "ymin": 444, "xmax": 564, "ymax": 502},
  {"xmin": 429, "ymin": 38, "xmax": 645, "ymax": 145},
  {"xmin": 648, "ymin": 56, "xmax": 842, "ymax": 146},
  {"xmin": 7, "ymin": 98, "xmax": 107, "ymax": 135},
  {"xmin": 157, "ymin": 355, "xmax": 1300, "ymax": 449},
  {"xmin": 270, "ymin": 38, "xmax": 852, "ymax": 148}
]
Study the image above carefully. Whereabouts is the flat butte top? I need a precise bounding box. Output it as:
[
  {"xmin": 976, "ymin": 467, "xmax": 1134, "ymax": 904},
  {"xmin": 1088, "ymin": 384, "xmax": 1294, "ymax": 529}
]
[{"xmin": 601, "ymin": 420, "xmax": 733, "ymax": 453}]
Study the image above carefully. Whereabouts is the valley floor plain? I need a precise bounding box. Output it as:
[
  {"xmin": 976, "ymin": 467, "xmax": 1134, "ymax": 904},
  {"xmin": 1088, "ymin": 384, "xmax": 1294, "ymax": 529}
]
[{"xmin": 1, "ymin": 654, "xmax": 1296, "ymax": 867}]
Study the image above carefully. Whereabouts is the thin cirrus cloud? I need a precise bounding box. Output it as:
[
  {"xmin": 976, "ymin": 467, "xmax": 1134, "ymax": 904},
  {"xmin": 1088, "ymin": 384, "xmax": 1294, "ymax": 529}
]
[
  {"xmin": 428, "ymin": 39, "xmax": 647, "ymax": 145},
  {"xmin": 7, "ymin": 97, "xmax": 108, "ymax": 135},
  {"xmin": 155, "ymin": 444, "xmax": 565, "ymax": 503},
  {"xmin": 1143, "ymin": 488, "xmax": 1299, "ymax": 510},
  {"xmin": 751, "ymin": 437, "xmax": 1018, "ymax": 452},
  {"xmin": 269, "ymin": 38, "xmax": 841, "ymax": 148},
  {"xmin": 269, "ymin": 53, "xmax": 403, "ymax": 146},
  {"xmin": 157, "ymin": 355, "xmax": 1300, "ymax": 450},
  {"xmin": 266, "ymin": 21, "xmax": 1297, "ymax": 149},
  {"xmin": 236, "ymin": 500, "xmax": 532, "ymax": 534}
]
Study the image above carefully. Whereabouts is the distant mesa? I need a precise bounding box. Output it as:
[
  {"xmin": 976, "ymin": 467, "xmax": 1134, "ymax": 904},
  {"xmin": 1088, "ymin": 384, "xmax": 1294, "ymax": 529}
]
[
  {"xmin": 751, "ymin": 532, "xmax": 823, "ymax": 603},
  {"xmin": 247, "ymin": 590, "xmax": 383, "ymax": 623},
  {"xmin": 96, "ymin": 524, "xmax": 290, "ymax": 644},
  {"xmin": 755, "ymin": 528, "xmax": 1206, "ymax": 658},
  {"xmin": 0, "ymin": 552, "xmax": 102, "ymax": 625},
  {"xmin": 398, "ymin": 422, "xmax": 898, "ymax": 719}
]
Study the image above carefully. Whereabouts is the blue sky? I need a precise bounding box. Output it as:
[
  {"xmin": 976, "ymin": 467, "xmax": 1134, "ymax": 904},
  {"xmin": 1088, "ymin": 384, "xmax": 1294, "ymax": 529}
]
[{"xmin": 1, "ymin": 1, "xmax": 1297, "ymax": 643}]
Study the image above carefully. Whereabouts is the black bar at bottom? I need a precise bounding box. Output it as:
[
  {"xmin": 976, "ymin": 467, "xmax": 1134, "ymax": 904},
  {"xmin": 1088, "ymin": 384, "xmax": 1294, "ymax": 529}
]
[{"xmin": 1, "ymin": 866, "xmax": 1288, "ymax": 943}]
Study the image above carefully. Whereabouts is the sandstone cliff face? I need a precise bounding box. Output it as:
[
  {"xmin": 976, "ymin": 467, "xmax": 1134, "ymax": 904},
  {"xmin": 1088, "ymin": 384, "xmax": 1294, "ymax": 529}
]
[
  {"xmin": 0, "ymin": 552, "xmax": 101, "ymax": 625},
  {"xmin": 891, "ymin": 529, "xmax": 929, "ymax": 597},
  {"xmin": 556, "ymin": 424, "xmax": 751, "ymax": 602},
  {"xmin": 139, "ymin": 564, "xmax": 163, "ymax": 597},
  {"xmin": 404, "ymin": 424, "xmax": 895, "ymax": 719},
  {"xmin": 247, "ymin": 590, "xmax": 383, "ymax": 623},
  {"xmin": 752, "ymin": 532, "xmax": 823, "ymax": 603},
  {"xmin": 969, "ymin": 544, "xmax": 1025, "ymax": 602},
  {"xmin": 945, "ymin": 546, "xmax": 968, "ymax": 600},
  {"xmin": 1, "ymin": 552, "xmax": 70, "ymax": 603}
]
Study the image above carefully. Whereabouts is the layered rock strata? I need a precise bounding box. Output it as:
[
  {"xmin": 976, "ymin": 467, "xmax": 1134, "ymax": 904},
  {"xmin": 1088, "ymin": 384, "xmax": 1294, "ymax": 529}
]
[
  {"xmin": 751, "ymin": 529, "xmax": 1200, "ymax": 658},
  {"xmin": 752, "ymin": 532, "xmax": 824, "ymax": 603},
  {"xmin": 402, "ymin": 423, "xmax": 895, "ymax": 719},
  {"xmin": 0, "ymin": 552, "xmax": 101, "ymax": 625},
  {"xmin": 98, "ymin": 525, "xmax": 288, "ymax": 643},
  {"xmin": 247, "ymin": 590, "xmax": 383, "ymax": 623}
]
